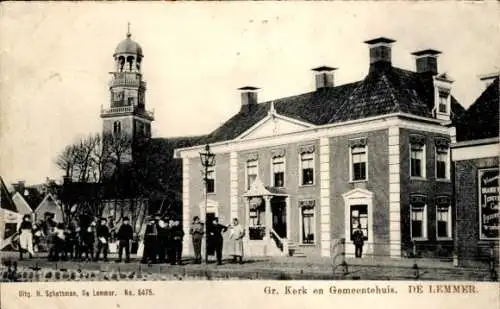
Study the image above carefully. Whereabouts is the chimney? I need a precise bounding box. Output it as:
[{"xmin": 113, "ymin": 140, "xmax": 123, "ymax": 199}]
[
  {"xmin": 364, "ymin": 37, "xmax": 396, "ymax": 72},
  {"xmin": 411, "ymin": 49, "xmax": 442, "ymax": 75},
  {"xmin": 238, "ymin": 86, "xmax": 259, "ymax": 112},
  {"xmin": 312, "ymin": 66, "xmax": 337, "ymax": 90},
  {"xmin": 479, "ymin": 72, "xmax": 500, "ymax": 88}
]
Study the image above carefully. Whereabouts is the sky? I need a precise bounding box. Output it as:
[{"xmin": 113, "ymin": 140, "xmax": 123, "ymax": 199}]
[{"xmin": 0, "ymin": 1, "xmax": 499, "ymax": 186}]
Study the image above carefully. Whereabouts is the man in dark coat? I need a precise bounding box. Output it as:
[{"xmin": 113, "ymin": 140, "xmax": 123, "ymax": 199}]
[
  {"xmin": 353, "ymin": 224, "xmax": 365, "ymax": 258},
  {"xmin": 165, "ymin": 218, "xmax": 175, "ymax": 263},
  {"xmin": 156, "ymin": 215, "xmax": 169, "ymax": 263},
  {"xmin": 116, "ymin": 217, "xmax": 134, "ymax": 263},
  {"xmin": 80, "ymin": 221, "xmax": 95, "ymax": 261},
  {"xmin": 95, "ymin": 218, "xmax": 110, "ymax": 262},
  {"xmin": 209, "ymin": 217, "xmax": 227, "ymax": 265},
  {"xmin": 169, "ymin": 219, "xmax": 185, "ymax": 265},
  {"xmin": 141, "ymin": 216, "xmax": 158, "ymax": 264}
]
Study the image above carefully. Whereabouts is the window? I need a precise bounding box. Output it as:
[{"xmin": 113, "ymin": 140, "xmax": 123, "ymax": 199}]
[
  {"xmin": 300, "ymin": 152, "xmax": 314, "ymax": 185},
  {"xmin": 410, "ymin": 197, "xmax": 427, "ymax": 240},
  {"xmin": 300, "ymin": 204, "xmax": 315, "ymax": 244},
  {"xmin": 127, "ymin": 97, "xmax": 134, "ymax": 106},
  {"xmin": 435, "ymin": 148, "xmax": 448, "ymax": 179},
  {"xmin": 437, "ymin": 90, "xmax": 450, "ymax": 115},
  {"xmin": 249, "ymin": 205, "xmax": 264, "ymax": 227},
  {"xmin": 438, "ymin": 95, "xmax": 447, "ymax": 113},
  {"xmin": 436, "ymin": 205, "xmax": 452, "ymax": 239},
  {"xmin": 410, "ymin": 143, "xmax": 425, "ymax": 178},
  {"xmin": 350, "ymin": 205, "xmax": 368, "ymax": 241},
  {"xmin": 351, "ymin": 145, "xmax": 367, "ymax": 181},
  {"xmin": 246, "ymin": 159, "xmax": 258, "ymax": 190},
  {"xmin": 272, "ymin": 156, "xmax": 285, "ymax": 187},
  {"xmin": 206, "ymin": 166, "xmax": 215, "ymax": 194},
  {"xmin": 249, "ymin": 198, "xmax": 265, "ymax": 240},
  {"xmin": 435, "ymin": 138, "xmax": 450, "ymax": 180},
  {"xmin": 113, "ymin": 121, "xmax": 121, "ymax": 135}
]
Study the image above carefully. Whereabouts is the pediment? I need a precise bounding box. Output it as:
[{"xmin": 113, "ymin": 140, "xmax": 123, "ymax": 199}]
[
  {"xmin": 238, "ymin": 114, "xmax": 313, "ymax": 140},
  {"xmin": 198, "ymin": 199, "xmax": 219, "ymax": 208},
  {"xmin": 342, "ymin": 188, "xmax": 374, "ymax": 200}
]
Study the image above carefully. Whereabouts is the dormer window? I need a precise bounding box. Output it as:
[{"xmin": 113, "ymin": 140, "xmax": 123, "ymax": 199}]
[
  {"xmin": 438, "ymin": 92, "xmax": 448, "ymax": 113},
  {"xmin": 433, "ymin": 74, "xmax": 453, "ymax": 121}
]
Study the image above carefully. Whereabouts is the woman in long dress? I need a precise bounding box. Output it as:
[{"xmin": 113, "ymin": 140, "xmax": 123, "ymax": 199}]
[
  {"xmin": 18, "ymin": 215, "xmax": 35, "ymax": 260},
  {"xmin": 229, "ymin": 218, "xmax": 245, "ymax": 264}
]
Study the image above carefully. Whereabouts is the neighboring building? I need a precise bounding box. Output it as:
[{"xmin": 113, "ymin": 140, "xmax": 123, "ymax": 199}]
[
  {"xmin": 11, "ymin": 181, "xmax": 44, "ymax": 212},
  {"xmin": 175, "ymin": 37, "xmax": 466, "ymax": 259},
  {"xmin": 0, "ymin": 177, "xmax": 24, "ymax": 250},
  {"xmin": 11, "ymin": 192, "xmax": 35, "ymax": 217},
  {"xmin": 452, "ymin": 73, "xmax": 499, "ymax": 266},
  {"xmin": 33, "ymin": 193, "xmax": 63, "ymax": 223}
]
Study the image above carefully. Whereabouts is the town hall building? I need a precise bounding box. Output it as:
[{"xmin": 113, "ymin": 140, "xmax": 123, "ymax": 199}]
[{"xmin": 174, "ymin": 37, "xmax": 466, "ymax": 259}]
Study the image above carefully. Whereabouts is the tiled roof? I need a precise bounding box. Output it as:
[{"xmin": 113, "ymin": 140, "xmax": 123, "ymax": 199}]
[
  {"xmin": 1, "ymin": 177, "xmax": 17, "ymax": 212},
  {"xmin": 456, "ymin": 77, "xmax": 499, "ymax": 142},
  {"xmin": 188, "ymin": 65, "xmax": 465, "ymax": 147},
  {"xmin": 203, "ymin": 82, "xmax": 359, "ymax": 144},
  {"xmin": 331, "ymin": 67, "xmax": 434, "ymax": 122}
]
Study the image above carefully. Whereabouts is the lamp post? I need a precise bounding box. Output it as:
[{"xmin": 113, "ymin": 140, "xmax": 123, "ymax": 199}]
[{"xmin": 199, "ymin": 144, "xmax": 215, "ymax": 263}]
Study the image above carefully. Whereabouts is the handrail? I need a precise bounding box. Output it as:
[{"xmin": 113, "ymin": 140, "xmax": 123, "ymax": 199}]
[{"xmin": 269, "ymin": 228, "xmax": 284, "ymax": 252}]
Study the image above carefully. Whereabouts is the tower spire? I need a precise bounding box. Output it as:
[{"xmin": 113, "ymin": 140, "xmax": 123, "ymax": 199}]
[{"xmin": 127, "ymin": 22, "xmax": 131, "ymax": 38}]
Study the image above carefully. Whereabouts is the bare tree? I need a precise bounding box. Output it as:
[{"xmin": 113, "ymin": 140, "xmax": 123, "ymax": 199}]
[
  {"xmin": 90, "ymin": 133, "xmax": 112, "ymax": 183},
  {"xmin": 103, "ymin": 131, "xmax": 132, "ymax": 170},
  {"xmin": 54, "ymin": 132, "xmax": 149, "ymax": 234},
  {"xmin": 74, "ymin": 135, "xmax": 99, "ymax": 182},
  {"xmin": 55, "ymin": 144, "xmax": 78, "ymax": 179}
]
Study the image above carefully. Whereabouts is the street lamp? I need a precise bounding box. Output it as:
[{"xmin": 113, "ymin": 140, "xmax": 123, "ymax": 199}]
[{"xmin": 199, "ymin": 144, "xmax": 216, "ymax": 263}]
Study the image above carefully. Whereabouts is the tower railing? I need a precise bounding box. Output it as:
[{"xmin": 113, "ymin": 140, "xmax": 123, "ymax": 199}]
[
  {"xmin": 100, "ymin": 105, "xmax": 154, "ymax": 119},
  {"xmin": 101, "ymin": 105, "xmax": 134, "ymax": 114},
  {"xmin": 109, "ymin": 78, "xmax": 146, "ymax": 88}
]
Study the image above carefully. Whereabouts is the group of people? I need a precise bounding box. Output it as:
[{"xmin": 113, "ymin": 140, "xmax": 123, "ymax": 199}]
[
  {"xmin": 15, "ymin": 212, "xmax": 246, "ymax": 265},
  {"xmin": 190, "ymin": 216, "xmax": 245, "ymax": 265},
  {"xmin": 140, "ymin": 214, "xmax": 185, "ymax": 265},
  {"xmin": 16, "ymin": 213, "xmax": 133, "ymax": 262}
]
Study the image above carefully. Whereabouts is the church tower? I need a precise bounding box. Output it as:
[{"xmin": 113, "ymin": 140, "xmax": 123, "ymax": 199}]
[{"xmin": 100, "ymin": 24, "xmax": 154, "ymax": 163}]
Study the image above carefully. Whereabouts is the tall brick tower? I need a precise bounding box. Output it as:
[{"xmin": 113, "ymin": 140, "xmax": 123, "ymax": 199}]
[{"xmin": 100, "ymin": 24, "xmax": 154, "ymax": 164}]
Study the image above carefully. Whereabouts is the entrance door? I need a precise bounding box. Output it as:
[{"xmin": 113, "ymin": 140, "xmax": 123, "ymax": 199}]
[
  {"xmin": 271, "ymin": 200, "xmax": 287, "ymax": 238},
  {"xmin": 205, "ymin": 212, "xmax": 216, "ymax": 256}
]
